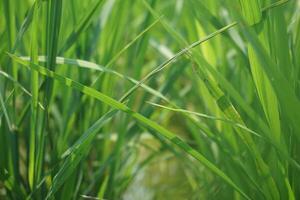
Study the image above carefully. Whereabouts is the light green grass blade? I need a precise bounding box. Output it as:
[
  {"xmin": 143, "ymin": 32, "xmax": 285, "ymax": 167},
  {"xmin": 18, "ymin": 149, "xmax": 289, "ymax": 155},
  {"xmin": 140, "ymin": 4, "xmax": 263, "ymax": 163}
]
[
  {"xmin": 28, "ymin": 0, "xmax": 40, "ymax": 190},
  {"xmin": 240, "ymin": 0, "xmax": 282, "ymax": 146}
]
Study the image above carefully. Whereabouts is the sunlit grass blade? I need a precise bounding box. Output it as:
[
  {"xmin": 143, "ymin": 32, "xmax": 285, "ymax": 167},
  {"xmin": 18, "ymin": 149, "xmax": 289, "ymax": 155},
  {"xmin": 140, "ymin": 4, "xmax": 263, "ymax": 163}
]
[{"xmin": 28, "ymin": 0, "xmax": 40, "ymax": 191}]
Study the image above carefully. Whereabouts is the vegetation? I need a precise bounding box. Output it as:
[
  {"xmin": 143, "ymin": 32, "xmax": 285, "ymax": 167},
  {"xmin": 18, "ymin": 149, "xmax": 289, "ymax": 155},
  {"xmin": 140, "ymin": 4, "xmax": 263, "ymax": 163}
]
[{"xmin": 0, "ymin": 0, "xmax": 300, "ymax": 199}]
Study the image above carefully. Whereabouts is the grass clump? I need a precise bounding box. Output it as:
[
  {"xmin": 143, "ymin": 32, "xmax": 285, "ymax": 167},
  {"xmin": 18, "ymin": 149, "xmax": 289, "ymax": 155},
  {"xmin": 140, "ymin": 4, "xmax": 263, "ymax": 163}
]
[{"xmin": 0, "ymin": 0, "xmax": 299, "ymax": 199}]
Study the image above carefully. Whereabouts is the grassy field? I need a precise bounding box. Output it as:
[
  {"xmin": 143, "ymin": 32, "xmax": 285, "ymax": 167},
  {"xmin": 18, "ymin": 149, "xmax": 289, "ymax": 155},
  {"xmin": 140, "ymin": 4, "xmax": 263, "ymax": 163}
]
[{"xmin": 1, "ymin": 0, "xmax": 300, "ymax": 199}]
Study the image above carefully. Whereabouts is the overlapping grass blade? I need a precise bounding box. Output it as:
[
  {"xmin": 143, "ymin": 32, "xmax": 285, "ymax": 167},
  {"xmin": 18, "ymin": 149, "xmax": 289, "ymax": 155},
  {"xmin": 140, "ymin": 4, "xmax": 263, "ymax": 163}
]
[{"xmin": 9, "ymin": 53, "xmax": 251, "ymax": 200}]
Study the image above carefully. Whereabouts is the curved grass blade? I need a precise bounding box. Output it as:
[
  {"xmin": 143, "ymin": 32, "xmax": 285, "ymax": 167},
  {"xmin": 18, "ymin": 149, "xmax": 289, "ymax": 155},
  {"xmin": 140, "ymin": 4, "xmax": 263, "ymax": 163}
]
[
  {"xmin": 20, "ymin": 56, "xmax": 169, "ymax": 102},
  {"xmin": 147, "ymin": 101, "xmax": 261, "ymax": 137}
]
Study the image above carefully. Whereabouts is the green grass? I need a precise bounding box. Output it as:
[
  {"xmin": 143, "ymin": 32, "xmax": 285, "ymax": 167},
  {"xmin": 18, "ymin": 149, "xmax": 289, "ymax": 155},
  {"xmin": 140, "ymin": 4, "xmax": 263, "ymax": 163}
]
[{"xmin": 0, "ymin": 0, "xmax": 300, "ymax": 199}]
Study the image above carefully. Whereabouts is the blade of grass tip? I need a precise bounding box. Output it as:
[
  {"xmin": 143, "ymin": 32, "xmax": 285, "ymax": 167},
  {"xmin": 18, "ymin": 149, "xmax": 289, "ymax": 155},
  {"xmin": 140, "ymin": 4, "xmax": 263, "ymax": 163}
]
[
  {"xmin": 146, "ymin": 101, "xmax": 262, "ymax": 137},
  {"xmin": 28, "ymin": 0, "xmax": 40, "ymax": 191},
  {"xmin": 9, "ymin": 54, "xmax": 251, "ymax": 200}
]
